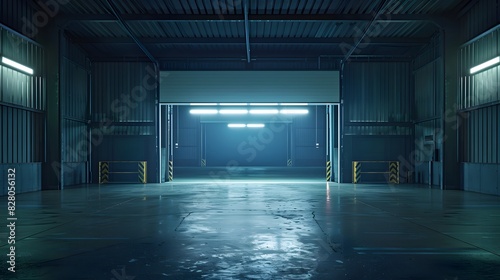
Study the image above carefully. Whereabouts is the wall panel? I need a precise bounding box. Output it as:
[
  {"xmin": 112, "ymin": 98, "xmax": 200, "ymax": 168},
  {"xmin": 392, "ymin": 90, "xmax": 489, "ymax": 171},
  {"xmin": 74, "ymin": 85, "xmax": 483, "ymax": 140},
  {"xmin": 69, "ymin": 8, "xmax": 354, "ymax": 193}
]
[
  {"xmin": 461, "ymin": 105, "xmax": 499, "ymax": 164},
  {"xmin": 60, "ymin": 36, "xmax": 90, "ymax": 187},
  {"xmin": 92, "ymin": 62, "xmax": 156, "ymax": 124},
  {"xmin": 344, "ymin": 62, "xmax": 411, "ymax": 123},
  {"xmin": 460, "ymin": 27, "xmax": 500, "ymax": 109},
  {"xmin": 160, "ymin": 71, "xmax": 340, "ymax": 103},
  {"xmin": 460, "ymin": 0, "xmax": 500, "ymax": 42},
  {"xmin": 342, "ymin": 61, "xmax": 413, "ymax": 183},
  {"xmin": 91, "ymin": 62, "xmax": 158, "ymax": 183}
]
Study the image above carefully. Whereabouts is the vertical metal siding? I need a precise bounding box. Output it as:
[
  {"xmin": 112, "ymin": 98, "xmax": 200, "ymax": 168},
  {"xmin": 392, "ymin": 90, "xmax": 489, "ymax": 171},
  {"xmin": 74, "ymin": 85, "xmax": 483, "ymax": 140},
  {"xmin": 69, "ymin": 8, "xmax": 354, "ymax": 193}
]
[
  {"xmin": 460, "ymin": 0, "xmax": 500, "ymax": 42},
  {"xmin": 60, "ymin": 38, "xmax": 89, "ymax": 163},
  {"xmin": 62, "ymin": 62, "xmax": 88, "ymax": 120},
  {"xmin": 0, "ymin": 27, "xmax": 45, "ymax": 165},
  {"xmin": 459, "ymin": 21, "xmax": 500, "ymax": 165},
  {"xmin": 92, "ymin": 62, "xmax": 156, "ymax": 127},
  {"xmin": 0, "ymin": 105, "xmax": 44, "ymax": 163},
  {"xmin": 344, "ymin": 62, "xmax": 411, "ymax": 124},
  {"xmin": 460, "ymin": 27, "xmax": 500, "ymax": 109},
  {"xmin": 413, "ymin": 34, "xmax": 443, "ymax": 122},
  {"xmin": 1, "ymin": 27, "xmax": 45, "ymax": 111},
  {"xmin": 462, "ymin": 105, "xmax": 499, "ymax": 164},
  {"xmin": 0, "ymin": 1, "xmax": 36, "ymax": 38}
]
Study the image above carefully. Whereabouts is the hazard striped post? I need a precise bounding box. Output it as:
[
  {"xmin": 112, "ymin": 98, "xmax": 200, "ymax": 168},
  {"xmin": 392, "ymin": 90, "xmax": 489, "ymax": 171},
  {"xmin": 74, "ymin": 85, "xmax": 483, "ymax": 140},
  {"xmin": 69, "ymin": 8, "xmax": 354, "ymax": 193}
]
[
  {"xmin": 168, "ymin": 160, "xmax": 174, "ymax": 181},
  {"xmin": 389, "ymin": 161, "xmax": 399, "ymax": 184},
  {"xmin": 326, "ymin": 161, "xmax": 332, "ymax": 181},
  {"xmin": 99, "ymin": 161, "xmax": 109, "ymax": 184},
  {"xmin": 138, "ymin": 161, "xmax": 147, "ymax": 184},
  {"xmin": 353, "ymin": 161, "xmax": 361, "ymax": 183}
]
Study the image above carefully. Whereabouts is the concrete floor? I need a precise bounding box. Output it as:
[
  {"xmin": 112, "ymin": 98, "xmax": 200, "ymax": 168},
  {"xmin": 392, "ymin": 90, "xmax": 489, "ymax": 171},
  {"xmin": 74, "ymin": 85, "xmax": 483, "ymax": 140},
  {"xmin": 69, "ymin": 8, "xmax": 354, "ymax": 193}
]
[{"xmin": 1, "ymin": 169, "xmax": 500, "ymax": 279}]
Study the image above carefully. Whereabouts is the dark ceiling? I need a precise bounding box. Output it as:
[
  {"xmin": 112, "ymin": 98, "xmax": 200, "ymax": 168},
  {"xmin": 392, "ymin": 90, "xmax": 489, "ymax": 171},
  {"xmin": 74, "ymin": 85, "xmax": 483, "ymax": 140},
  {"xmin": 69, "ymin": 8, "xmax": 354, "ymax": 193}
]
[{"xmin": 48, "ymin": 0, "xmax": 474, "ymax": 63}]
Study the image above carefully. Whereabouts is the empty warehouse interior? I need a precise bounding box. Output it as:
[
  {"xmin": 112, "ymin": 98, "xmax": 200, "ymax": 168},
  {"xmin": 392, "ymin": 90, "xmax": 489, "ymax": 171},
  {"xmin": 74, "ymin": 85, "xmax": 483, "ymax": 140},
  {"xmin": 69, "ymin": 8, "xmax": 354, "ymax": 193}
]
[{"xmin": 1, "ymin": 0, "xmax": 500, "ymax": 279}]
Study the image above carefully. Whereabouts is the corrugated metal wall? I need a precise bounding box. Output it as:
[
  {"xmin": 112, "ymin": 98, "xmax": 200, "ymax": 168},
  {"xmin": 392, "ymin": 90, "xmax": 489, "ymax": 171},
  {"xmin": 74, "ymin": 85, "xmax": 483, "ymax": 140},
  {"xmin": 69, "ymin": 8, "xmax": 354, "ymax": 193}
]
[
  {"xmin": 0, "ymin": 1, "xmax": 36, "ymax": 36},
  {"xmin": 460, "ymin": 0, "xmax": 500, "ymax": 42},
  {"xmin": 344, "ymin": 62, "xmax": 412, "ymax": 123},
  {"xmin": 91, "ymin": 62, "xmax": 158, "ymax": 183},
  {"xmin": 459, "ymin": 24, "xmax": 500, "ymax": 165},
  {"xmin": 61, "ymin": 35, "xmax": 90, "ymax": 186},
  {"xmin": 0, "ymin": 26, "xmax": 45, "ymax": 195},
  {"xmin": 459, "ymin": 27, "xmax": 500, "ymax": 109},
  {"xmin": 461, "ymin": 106, "xmax": 500, "ymax": 164},
  {"xmin": 342, "ymin": 61, "xmax": 413, "ymax": 183},
  {"xmin": 93, "ymin": 62, "xmax": 156, "ymax": 124},
  {"xmin": 459, "ymin": 3, "xmax": 500, "ymax": 195},
  {"xmin": 412, "ymin": 34, "xmax": 443, "ymax": 186}
]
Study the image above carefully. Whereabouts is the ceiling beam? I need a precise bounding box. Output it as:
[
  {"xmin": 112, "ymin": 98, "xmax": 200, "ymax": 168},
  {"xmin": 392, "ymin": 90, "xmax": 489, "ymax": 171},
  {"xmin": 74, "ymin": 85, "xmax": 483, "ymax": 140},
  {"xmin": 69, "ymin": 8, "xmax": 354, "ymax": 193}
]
[
  {"xmin": 104, "ymin": 0, "xmax": 158, "ymax": 65},
  {"xmin": 60, "ymin": 13, "xmax": 440, "ymax": 24},
  {"xmin": 344, "ymin": 0, "xmax": 392, "ymax": 62},
  {"xmin": 72, "ymin": 36, "xmax": 430, "ymax": 45}
]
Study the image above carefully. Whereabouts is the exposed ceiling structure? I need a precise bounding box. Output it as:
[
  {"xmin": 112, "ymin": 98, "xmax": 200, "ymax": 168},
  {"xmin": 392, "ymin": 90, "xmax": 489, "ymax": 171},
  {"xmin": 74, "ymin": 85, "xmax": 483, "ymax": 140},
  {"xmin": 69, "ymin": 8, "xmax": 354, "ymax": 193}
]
[{"xmin": 51, "ymin": 0, "xmax": 473, "ymax": 64}]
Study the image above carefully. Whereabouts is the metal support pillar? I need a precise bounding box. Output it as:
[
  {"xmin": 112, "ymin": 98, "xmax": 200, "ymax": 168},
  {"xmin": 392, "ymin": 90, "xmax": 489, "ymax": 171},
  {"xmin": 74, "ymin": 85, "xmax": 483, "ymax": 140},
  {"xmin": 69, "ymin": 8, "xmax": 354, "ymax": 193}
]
[
  {"xmin": 441, "ymin": 22, "xmax": 460, "ymax": 190},
  {"xmin": 40, "ymin": 22, "xmax": 62, "ymax": 190}
]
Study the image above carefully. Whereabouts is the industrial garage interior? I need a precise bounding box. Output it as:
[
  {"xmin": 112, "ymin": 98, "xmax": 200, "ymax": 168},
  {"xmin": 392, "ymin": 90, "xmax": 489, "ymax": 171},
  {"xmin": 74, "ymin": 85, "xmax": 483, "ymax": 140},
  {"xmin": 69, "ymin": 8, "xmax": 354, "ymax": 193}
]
[{"xmin": 1, "ymin": 0, "xmax": 500, "ymax": 279}]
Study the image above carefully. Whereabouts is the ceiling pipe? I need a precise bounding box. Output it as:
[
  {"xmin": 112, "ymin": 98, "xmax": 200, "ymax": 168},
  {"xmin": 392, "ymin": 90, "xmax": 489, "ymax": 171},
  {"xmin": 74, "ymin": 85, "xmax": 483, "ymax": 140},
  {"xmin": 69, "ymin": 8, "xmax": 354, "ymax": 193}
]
[
  {"xmin": 104, "ymin": 0, "xmax": 158, "ymax": 67},
  {"xmin": 244, "ymin": 0, "xmax": 251, "ymax": 63}
]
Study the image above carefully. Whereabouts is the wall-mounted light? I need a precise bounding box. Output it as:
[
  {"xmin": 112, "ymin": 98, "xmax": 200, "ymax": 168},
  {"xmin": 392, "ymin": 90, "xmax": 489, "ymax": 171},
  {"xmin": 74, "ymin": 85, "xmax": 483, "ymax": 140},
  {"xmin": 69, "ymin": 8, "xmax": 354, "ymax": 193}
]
[
  {"xmin": 219, "ymin": 109, "xmax": 248, "ymax": 115},
  {"xmin": 1, "ymin": 57, "xmax": 33, "ymax": 75},
  {"xmin": 249, "ymin": 109, "xmax": 279, "ymax": 115},
  {"xmin": 470, "ymin": 56, "xmax": 500, "ymax": 74},
  {"xmin": 189, "ymin": 109, "xmax": 218, "ymax": 115},
  {"xmin": 247, "ymin": 124, "xmax": 265, "ymax": 128},
  {"xmin": 280, "ymin": 109, "xmax": 309, "ymax": 115},
  {"xmin": 228, "ymin": 123, "xmax": 247, "ymax": 128}
]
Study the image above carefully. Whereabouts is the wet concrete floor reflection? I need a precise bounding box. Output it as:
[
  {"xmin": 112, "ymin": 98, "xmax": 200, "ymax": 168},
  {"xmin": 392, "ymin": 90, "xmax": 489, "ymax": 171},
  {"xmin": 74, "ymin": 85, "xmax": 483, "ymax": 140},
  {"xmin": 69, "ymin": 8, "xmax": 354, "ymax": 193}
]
[{"xmin": 1, "ymin": 177, "xmax": 500, "ymax": 279}]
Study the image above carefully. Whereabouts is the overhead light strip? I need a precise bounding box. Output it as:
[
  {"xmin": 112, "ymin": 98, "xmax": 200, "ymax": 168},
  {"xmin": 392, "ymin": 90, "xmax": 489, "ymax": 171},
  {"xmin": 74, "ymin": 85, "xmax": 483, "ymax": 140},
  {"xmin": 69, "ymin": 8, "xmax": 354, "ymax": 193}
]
[
  {"xmin": 219, "ymin": 109, "xmax": 249, "ymax": 115},
  {"xmin": 246, "ymin": 124, "xmax": 265, "ymax": 128},
  {"xmin": 228, "ymin": 123, "xmax": 265, "ymax": 128},
  {"xmin": 470, "ymin": 56, "xmax": 500, "ymax": 74},
  {"xmin": 189, "ymin": 109, "xmax": 218, "ymax": 115},
  {"xmin": 228, "ymin": 123, "xmax": 247, "ymax": 128},
  {"xmin": 1, "ymin": 57, "xmax": 33, "ymax": 75},
  {"xmin": 280, "ymin": 109, "xmax": 309, "ymax": 115},
  {"xmin": 249, "ymin": 109, "xmax": 279, "ymax": 115}
]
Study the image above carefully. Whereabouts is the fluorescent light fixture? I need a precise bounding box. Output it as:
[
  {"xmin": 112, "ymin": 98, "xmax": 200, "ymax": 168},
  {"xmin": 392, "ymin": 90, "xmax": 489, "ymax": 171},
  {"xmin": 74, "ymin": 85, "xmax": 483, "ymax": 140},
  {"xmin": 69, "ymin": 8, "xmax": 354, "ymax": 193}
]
[
  {"xmin": 190, "ymin": 103, "xmax": 217, "ymax": 106},
  {"xmin": 280, "ymin": 103, "xmax": 308, "ymax": 106},
  {"xmin": 219, "ymin": 103, "xmax": 248, "ymax": 106},
  {"xmin": 189, "ymin": 109, "xmax": 218, "ymax": 115},
  {"xmin": 228, "ymin": 123, "xmax": 246, "ymax": 128},
  {"xmin": 249, "ymin": 109, "xmax": 279, "ymax": 115},
  {"xmin": 1, "ymin": 57, "xmax": 33, "ymax": 75},
  {"xmin": 247, "ymin": 124, "xmax": 265, "ymax": 128},
  {"xmin": 219, "ymin": 109, "xmax": 248, "ymax": 115},
  {"xmin": 470, "ymin": 56, "xmax": 500, "ymax": 74},
  {"xmin": 250, "ymin": 103, "xmax": 279, "ymax": 106},
  {"xmin": 280, "ymin": 109, "xmax": 309, "ymax": 115}
]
